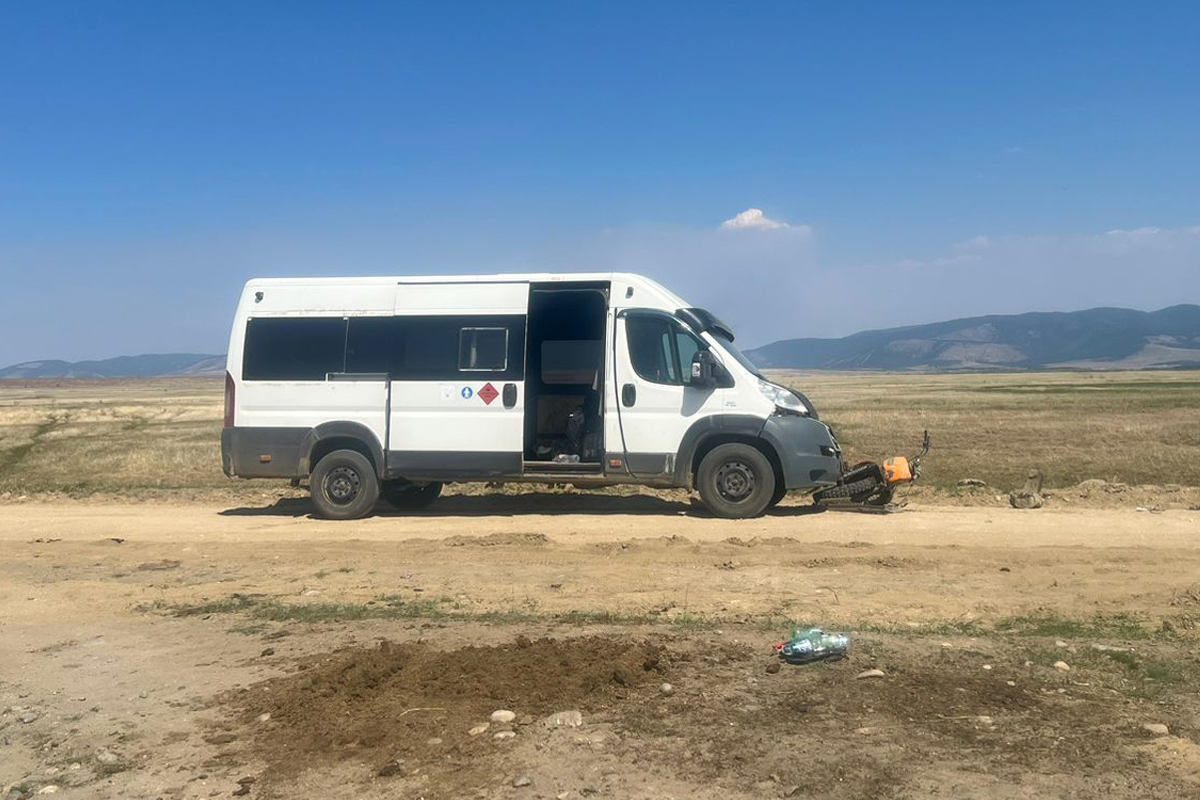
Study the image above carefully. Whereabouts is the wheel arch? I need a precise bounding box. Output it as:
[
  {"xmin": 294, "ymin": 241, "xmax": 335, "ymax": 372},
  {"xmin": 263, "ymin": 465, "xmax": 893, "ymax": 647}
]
[
  {"xmin": 674, "ymin": 414, "xmax": 784, "ymax": 491},
  {"xmin": 303, "ymin": 421, "xmax": 385, "ymax": 477}
]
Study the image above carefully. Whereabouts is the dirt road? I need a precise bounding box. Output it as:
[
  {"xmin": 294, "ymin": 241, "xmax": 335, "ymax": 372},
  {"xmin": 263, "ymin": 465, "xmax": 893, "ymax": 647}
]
[{"xmin": 3, "ymin": 497, "xmax": 1200, "ymax": 799}]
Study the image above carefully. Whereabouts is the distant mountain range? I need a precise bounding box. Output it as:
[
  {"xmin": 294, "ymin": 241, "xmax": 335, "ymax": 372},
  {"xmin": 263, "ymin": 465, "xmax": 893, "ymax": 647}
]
[
  {"xmin": 4, "ymin": 304, "xmax": 1200, "ymax": 378},
  {"xmin": 746, "ymin": 305, "xmax": 1200, "ymax": 371},
  {"xmin": 0, "ymin": 354, "xmax": 225, "ymax": 379}
]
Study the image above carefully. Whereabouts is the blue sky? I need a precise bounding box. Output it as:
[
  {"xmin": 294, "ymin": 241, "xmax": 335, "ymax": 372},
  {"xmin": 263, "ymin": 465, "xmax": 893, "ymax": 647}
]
[{"xmin": 1, "ymin": 1, "xmax": 1198, "ymax": 364}]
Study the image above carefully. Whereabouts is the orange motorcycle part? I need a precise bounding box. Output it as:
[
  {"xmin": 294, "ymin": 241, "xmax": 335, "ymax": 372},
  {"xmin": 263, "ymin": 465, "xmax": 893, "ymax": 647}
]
[{"xmin": 882, "ymin": 456, "xmax": 913, "ymax": 485}]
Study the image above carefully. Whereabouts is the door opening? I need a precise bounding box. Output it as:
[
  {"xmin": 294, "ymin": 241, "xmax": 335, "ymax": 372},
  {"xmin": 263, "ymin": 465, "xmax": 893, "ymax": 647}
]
[{"xmin": 523, "ymin": 283, "xmax": 609, "ymax": 469}]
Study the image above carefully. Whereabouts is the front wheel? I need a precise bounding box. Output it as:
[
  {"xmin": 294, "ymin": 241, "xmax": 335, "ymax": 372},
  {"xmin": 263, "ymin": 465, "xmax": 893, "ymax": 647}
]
[
  {"xmin": 381, "ymin": 480, "xmax": 442, "ymax": 512},
  {"xmin": 696, "ymin": 443, "xmax": 777, "ymax": 519},
  {"xmin": 310, "ymin": 449, "xmax": 379, "ymax": 520}
]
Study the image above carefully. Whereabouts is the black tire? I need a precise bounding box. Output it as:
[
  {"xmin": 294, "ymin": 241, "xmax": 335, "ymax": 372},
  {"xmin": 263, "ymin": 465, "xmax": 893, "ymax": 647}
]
[
  {"xmin": 381, "ymin": 480, "xmax": 443, "ymax": 512},
  {"xmin": 813, "ymin": 477, "xmax": 891, "ymax": 505},
  {"xmin": 310, "ymin": 449, "xmax": 379, "ymax": 520},
  {"xmin": 696, "ymin": 443, "xmax": 777, "ymax": 519},
  {"xmin": 769, "ymin": 482, "xmax": 788, "ymax": 508}
]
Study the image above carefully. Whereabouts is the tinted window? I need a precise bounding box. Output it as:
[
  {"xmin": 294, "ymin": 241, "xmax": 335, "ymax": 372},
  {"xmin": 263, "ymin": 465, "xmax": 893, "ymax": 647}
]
[
  {"xmin": 394, "ymin": 315, "xmax": 525, "ymax": 380},
  {"xmin": 345, "ymin": 317, "xmax": 393, "ymax": 374},
  {"xmin": 459, "ymin": 327, "xmax": 508, "ymax": 371},
  {"xmin": 244, "ymin": 314, "xmax": 525, "ymax": 381},
  {"xmin": 675, "ymin": 330, "xmax": 703, "ymax": 385},
  {"xmin": 243, "ymin": 317, "xmax": 346, "ymax": 381},
  {"xmin": 627, "ymin": 315, "xmax": 677, "ymax": 384}
]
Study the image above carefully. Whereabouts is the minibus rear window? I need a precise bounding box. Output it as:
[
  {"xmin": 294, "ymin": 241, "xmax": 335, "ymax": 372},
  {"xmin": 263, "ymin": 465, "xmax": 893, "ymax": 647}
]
[{"xmin": 243, "ymin": 317, "xmax": 346, "ymax": 380}]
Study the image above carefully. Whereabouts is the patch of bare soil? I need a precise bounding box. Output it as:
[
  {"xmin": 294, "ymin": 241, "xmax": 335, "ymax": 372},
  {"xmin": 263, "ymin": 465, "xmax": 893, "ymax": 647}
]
[
  {"xmin": 219, "ymin": 635, "xmax": 1197, "ymax": 800},
  {"xmin": 231, "ymin": 637, "xmax": 664, "ymax": 794}
]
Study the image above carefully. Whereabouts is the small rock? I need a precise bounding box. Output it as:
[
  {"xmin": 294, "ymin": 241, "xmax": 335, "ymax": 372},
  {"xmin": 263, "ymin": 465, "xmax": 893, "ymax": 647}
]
[
  {"xmin": 957, "ymin": 478, "xmax": 988, "ymax": 488},
  {"xmin": 260, "ymin": 648, "xmax": 275, "ymax": 657},
  {"xmin": 95, "ymin": 749, "xmax": 120, "ymax": 765},
  {"xmin": 136, "ymin": 559, "xmax": 181, "ymax": 571},
  {"xmin": 765, "ymin": 662, "xmax": 781, "ymax": 675},
  {"xmin": 1006, "ymin": 681, "xmax": 1016, "ymax": 687},
  {"xmin": 545, "ymin": 710, "xmax": 584, "ymax": 728},
  {"xmin": 1053, "ymin": 661, "xmax": 1071, "ymax": 672},
  {"xmin": 377, "ymin": 761, "xmax": 404, "ymax": 777},
  {"xmin": 854, "ymin": 727, "xmax": 877, "ymax": 735},
  {"xmin": 232, "ymin": 786, "xmax": 251, "ymax": 797},
  {"xmin": 975, "ymin": 715, "xmax": 994, "ymax": 726},
  {"xmin": 659, "ymin": 683, "xmax": 675, "ymax": 696},
  {"xmin": 512, "ymin": 775, "xmax": 532, "ymax": 788},
  {"xmin": 18, "ymin": 711, "xmax": 39, "ymax": 724},
  {"xmin": 426, "ymin": 737, "xmax": 443, "ymax": 746},
  {"xmin": 468, "ymin": 723, "xmax": 490, "ymax": 737},
  {"xmin": 205, "ymin": 732, "xmax": 238, "ymax": 745},
  {"xmin": 982, "ymin": 664, "xmax": 992, "ymax": 671},
  {"xmin": 493, "ymin": 731, "xmax": 517, "ymax": 741},
  {"xmin": 36, "ymin": 788, "xmax": 58, "ymax": 796},
  {"xmin": 491, "ymin": 709, "xmax": 516, "ymax": 724},
  {"xmin": 1090, "ymin": 643, "xmax": 1130, "ymax": 653},
  {"xmin": 1009, "ymin": 492, "xmax": 1044, "ymax": 509},
  {"xmin": 1055, "ymin": 640, "xmax": 1068, "ymax": 648},
  {"xmin": 1143, "ymin": 723, "xmax": 1170, "ymax": 736},
  {"xmin": 255, "ymin": 712, "xmax": 271, "ymax": 723},
  {"xmin": 856, "ymin": 669, "xmax": 886, "ymax": 680}
]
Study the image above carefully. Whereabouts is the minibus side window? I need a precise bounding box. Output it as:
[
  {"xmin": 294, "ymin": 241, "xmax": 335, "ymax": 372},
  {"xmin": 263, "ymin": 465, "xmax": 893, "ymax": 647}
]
[
  {"xmin": 675, "ymin": 329, "xmax": 703, "ymax": 385},
  {"xmin": 243, "ymin": 317, "xmax": 346, "ymax": 381},
  {"xmin": 345, "ymin": 317, "xmax": 393, "ymax": 374},
  {"xmin": 627, "ymin": 315, "xmax": 678, "ymax": 385},
  {"xmin": 393, "ymin": 315, "xmax": 525, "ymax": 380},
  {"xmin": 458, "ymin": 327, "xmax": 508, "ymax": 371}
]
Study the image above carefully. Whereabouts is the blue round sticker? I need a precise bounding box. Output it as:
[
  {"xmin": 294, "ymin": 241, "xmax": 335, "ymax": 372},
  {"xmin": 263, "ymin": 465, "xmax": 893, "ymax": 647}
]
[{"xmin": 461, "ymin": 386, "xmax": 474, "ymax": 399}]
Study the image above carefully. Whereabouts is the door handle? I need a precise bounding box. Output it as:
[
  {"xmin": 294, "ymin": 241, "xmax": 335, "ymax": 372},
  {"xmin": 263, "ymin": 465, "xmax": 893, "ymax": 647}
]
[
  {"xmin": 621, "ymin": 383, "xmax": 636, "ymax": 407},
  {"xmin": 502, "ymin": 383, "xmax": 517, "ymax": 409}
]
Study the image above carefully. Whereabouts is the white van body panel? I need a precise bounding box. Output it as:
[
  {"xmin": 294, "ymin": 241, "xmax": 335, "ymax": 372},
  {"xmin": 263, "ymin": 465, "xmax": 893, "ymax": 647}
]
[{"xmin": 389, "ymin": 280, "xmax": 528, "ymax": 457}]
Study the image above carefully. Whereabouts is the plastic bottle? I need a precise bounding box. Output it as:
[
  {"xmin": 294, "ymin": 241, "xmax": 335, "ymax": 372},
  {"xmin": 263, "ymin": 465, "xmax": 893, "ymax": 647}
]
[{"xmin": 778, "ymin": 627, "xmax": 851, "ymax": 664}]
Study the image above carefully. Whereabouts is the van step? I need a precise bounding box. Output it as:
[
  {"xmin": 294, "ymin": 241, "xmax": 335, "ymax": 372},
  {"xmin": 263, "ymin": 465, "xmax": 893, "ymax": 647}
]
[{"xmin": 522, "ymin": 460, "xmax": 603, "ymax": 474}]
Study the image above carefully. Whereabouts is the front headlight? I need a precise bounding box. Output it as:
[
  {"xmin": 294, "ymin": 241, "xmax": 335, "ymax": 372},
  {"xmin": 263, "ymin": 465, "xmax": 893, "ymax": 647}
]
[{"xmin": 758, "ymin": 379, "xmax": 809, "ymax": 416}]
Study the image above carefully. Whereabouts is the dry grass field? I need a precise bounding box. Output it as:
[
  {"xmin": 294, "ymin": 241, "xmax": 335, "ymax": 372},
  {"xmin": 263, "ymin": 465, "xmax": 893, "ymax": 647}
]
[{"xmin": 1, "ymin": 370, "xmax": 1198, "ymax": 498}]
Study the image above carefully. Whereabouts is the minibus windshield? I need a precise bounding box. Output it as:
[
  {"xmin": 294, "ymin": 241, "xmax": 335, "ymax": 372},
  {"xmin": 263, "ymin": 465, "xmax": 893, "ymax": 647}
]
[{"xmin": 711, "ymin": 331, "xmax": 763, "ymax": 378}]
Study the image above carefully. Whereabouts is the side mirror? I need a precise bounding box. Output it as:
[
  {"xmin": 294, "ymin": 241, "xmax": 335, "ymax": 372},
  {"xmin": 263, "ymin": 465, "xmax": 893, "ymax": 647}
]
[{"xmin": 690, "ymin": 350, "xmax": 718, "ymax": 388}]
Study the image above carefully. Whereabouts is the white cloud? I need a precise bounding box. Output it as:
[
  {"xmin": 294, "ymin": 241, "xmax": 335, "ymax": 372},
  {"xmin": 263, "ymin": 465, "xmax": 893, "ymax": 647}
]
[{"xmin": 719, "ymin": 208, "xmax": 791, "ymax": 231}]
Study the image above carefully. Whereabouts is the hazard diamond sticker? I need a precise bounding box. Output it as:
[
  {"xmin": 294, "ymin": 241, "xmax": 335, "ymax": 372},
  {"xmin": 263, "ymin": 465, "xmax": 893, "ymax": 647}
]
[{"xmin": 477, "ymin": 382, "xmax": 499, "ymax": 405}]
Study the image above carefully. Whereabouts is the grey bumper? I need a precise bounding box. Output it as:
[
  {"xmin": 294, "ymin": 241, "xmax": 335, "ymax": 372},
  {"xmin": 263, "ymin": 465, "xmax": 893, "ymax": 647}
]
[
  {"xmin": 221, "ymin": 426, "xmax": 310, "ymax": 479},
  {"xmin": 761, "ymin": 415, "xmax": 842, "ymax": 489}
]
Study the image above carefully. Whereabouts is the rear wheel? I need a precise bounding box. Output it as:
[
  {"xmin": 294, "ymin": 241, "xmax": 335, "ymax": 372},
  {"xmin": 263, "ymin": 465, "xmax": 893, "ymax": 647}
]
[
  {"xmin": 310, "ymin": 449, "xmax": 379, "ymax": 520},
  {"xmin": 696, "ymin": 443, "xmax": 776, "ymax": 519},
  {"xmin": 381, "ymin": 480, "xmax": 443, "ymax": 512}
]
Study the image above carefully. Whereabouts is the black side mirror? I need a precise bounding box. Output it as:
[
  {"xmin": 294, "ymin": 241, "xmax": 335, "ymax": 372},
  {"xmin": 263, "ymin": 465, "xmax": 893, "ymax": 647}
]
[{"xmin": 690, "ymin": 350, "xmax": 718, "ymax": 388}]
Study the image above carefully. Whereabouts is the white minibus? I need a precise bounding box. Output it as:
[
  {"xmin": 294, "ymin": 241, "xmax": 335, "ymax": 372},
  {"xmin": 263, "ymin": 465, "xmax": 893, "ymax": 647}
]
[{"xmin": 221, "ymin": 273, "xmax": 842, "ymax": 519}]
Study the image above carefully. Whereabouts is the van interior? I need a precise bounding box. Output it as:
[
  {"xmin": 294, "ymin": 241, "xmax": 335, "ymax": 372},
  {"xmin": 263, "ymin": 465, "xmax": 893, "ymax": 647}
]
[{"xmin": 523, "ymin": 282, "xmax": 609, "ymax": 471}]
